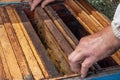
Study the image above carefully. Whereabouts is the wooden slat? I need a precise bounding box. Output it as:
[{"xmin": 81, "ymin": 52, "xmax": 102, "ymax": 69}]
[
  {"xmin": 64, "ymin": 3, "xmax": 94, "ymax": 34},
  {"xmin": 76, "ymin": 0, "xmax": 110, "ymax": 27},
  {"xmin": 112, "ymin": 52, "xmax": 120, "ymax": 65},
  {"xmin": 74, "ymin": 0, "xmax": 104, "ymax": 30},
  {"xmin": 0, "ymin": 7, "xmax": 33, "ymax": 80},
  {"xmin": 0, "ymin": 49, "xmax": 5, "ymax": 79},
  {"xmin": 65, "ymin": 0, "xmax": 101, "ymax": 34},
  {"xmin": 14, "ymin": 6, "xmax": 59, "ymax": 78},
  {"xmin": 50, "ymin": 3, "xmax": 90, "ymax": 39},
  {"xmin": 36, "ymin": 7, "xmax": 74, "ymax": 74},
  {"xmin": 44, "ymin": 6, "xmax": 79, "ymax": 49},
  {"xmin": 37, "ymin": 7, "xmax": 73, "ymax": 56},
  {"xmin": 36, "ymin": 4, "xmax": 99, "ymax": 74},
  {"xmin": 6, "ymin": 6, "xmax": 44, "ymax": 79},
  {"xmin": 0, "ymin": 16, "xmax": 23, "ymax": 79},
  {"xmin": 46, "ymin": 74, "xmax": 80, "ymax": 80},
  {"xmin": 0, "ymin": 40, "xmax": 12, "ymax": 80},
  {"xmin": 34, "ymin": 11, "xmax": 72, "ymax": 75}
]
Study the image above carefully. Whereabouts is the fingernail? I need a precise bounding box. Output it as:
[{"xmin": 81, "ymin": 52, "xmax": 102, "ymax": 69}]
[
  {"xmin": 41, "ymin": 5, "xmax": 44, "ymax": 8},
  {"xmin": 81, "ymin": 75, "xmax": 85, "ymax": 78},
  {"xmin": 30, "ymin": 8, "xmax": 32, "ymax": 11},
  {"xmin": 31, "ymin": 8, "xmax": 33, "ymax": 11},
  {"xmin": 30, "ymin": 6, "xmax": 33, "ymax": 11}
]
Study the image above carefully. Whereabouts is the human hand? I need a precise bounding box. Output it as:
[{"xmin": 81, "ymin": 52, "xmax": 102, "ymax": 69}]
[
  {"xmin": 29, "ymin": 0, "xmax": 55, "ymax": 11},
  {"xmin": 68, "ymin": 26, "xmax": 120, "ymax": 78}
]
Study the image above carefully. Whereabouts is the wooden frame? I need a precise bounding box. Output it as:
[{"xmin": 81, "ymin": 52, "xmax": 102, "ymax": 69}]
[{"xmin": 0, "ymin": 0, "xmax": 120, "ymax": 79}]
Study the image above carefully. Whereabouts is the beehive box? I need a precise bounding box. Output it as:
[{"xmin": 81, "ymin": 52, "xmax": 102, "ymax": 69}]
[{"xmin": 0, "ymin": 0, "xmax": 120, "ymax": 80}]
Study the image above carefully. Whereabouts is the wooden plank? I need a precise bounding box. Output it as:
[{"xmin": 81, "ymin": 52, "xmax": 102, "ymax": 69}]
[
  {"xmin": 50, "ymin": 3, "xmax": 90, "ymax": 39},
  {"xmin": 0, "ymin": 7, "xmax": 33, "ymax": 80},
  {"xmin": 0, "ymin": 16, "xmax": 23, "ymax": 79},
  {"xmin": 64, "ymin": 3, "xmax": 94, "ymax": 34},
  {"xmin": 44, "ymin": 6, "xmax": 79, "ymax": 49},
  {"xmin": 46, "ymin": 74, "xmax": 80, "ymax": 80},
  {"xmin": 0, "ymin": 39, "xmax": 12, "ymax": 80},
  {"xmin": 112, "ymin": 49, "xmax": 120, "ymax": 65},
  {"xmin": 0, "ymin": 48, "xmax": 5, "ymax": 80},
  {"xmin": 14, "ymin": 6, "xmax": 59, "ymax": 78},
  {"xmin": 36, "ymin": 7, "xmax": 74, "ymax": 74},
  {"xmin": 36, "ymin": 7, "xmax": 73, "ymax": 56},
  {"xmin": 74, "ymin": 0, "xmax": 104, "ymax": 30},
  {"xmin": 65, "ymin": 0, "xmax": 101, "ymax": 33},
  {"xmin": 76, "ymin": 0, "xmax": 110, "ymax": 27},
  {"xmin": 34, "ymin": 11, "xmax": 73, "ymax": 75},
  {"xmin": 6, "ymin": 6, "xmax": 44, "ymax": 79}
]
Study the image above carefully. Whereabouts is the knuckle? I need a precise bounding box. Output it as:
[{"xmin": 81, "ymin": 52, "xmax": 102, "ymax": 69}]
[
  {"xmin": 82, "ymin": 63, "xmax": 89, "ymax": 69},
  {"xmin": 68, "ymin": 55, "xmax": 72, "ymax": 61},
  {"xmin": 80, "ymin": 38, "xmax": 85, "ymax": 43},
  {"xmin": 69, "ymin": 58, "xmax": 76, "ymax": 63},
  {"xmin": 68, "ymin": 51, "xmax": 77, "ymax": 63},
  {"xmin": 80, "ymin": 38, "xmax": 87, "ymax": 46}
]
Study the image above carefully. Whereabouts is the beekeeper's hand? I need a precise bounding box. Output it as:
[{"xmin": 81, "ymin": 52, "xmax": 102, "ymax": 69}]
[
  {"xmin": 29, "ymin": 0, "xmax": 55, "ymax": 11},
  {"xmin": 69, "ymin": 26, "xmax": 120, "ymax": 78}
]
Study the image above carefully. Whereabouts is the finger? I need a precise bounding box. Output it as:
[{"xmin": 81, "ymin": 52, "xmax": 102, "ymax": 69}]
[
  {"xmin": 68, "ymin": 50, "xmax": 85, "ymax": 64},
  {"xmin": 69, "ymin": 62, "xmax": 81, "ymax": 73},
  {"xmin": 81, "ymin": 57, "xmax": 96, "ymax": 78},
  {"xmin": 69, "ymin": 51, "xmax": 85, "ymax": 73},
  {"xmin": 41, "ymin": 0, "xmax": 54, "ymax": 8},
  {"xmin": 29, "ymin": 0, "xmax": 33, "ymax": 6},
  {"xmin": 31, "ymin": 0, "xmax": 42, "ymax": 11},
  {"xmin": 68, "ymin": 51, "xmax": 78, "ymax": 62}
]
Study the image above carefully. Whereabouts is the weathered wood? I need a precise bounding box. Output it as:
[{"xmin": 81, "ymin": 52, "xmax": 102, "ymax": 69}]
[
  {"xmin": 112, "ymin": 51, "xmax": 120, "ymax": 65},
  {"xmin": 14, "ymin": 6, "xmax": 59, "ymax": 78},
  {"xmin": 46, "ymin": 74, "xmax": 80, "ymax": 80},
  {"xmin": 34, "ymin": 11, "xmax": 73, "ymax": 75},
  {"xmin": 0, "ymin": 40, "xmax": 12, "ymax": 80},
  {"xmin": 6, "ymin": 6, "xmax": 44, "ymax": 79},
  {"xmin": 0, "ymin": 50, "xmax": 5, "ymax": 80},
  {"xmin": 51, "ymin": 3, "xmax": 90, "ymax": 39},
  {"xmin": 46, "ymin": 2, "xmax": 103, "ymax": 71},
  {"xmin": 65, "ymin": 0, "xmax": 100, "ymax": 34},
  {"xmin": 74, "ymin": 0, "xmax": 104, "ymax": 30},
  {"xmin": 44, "ymin": 6, "xmax": 79, "ymax": 49},
  {"xmin": 64, "ymin": 4, "xmax": 93, "ymax": 34},
  {"xmin": 0, "ymin": 7, "xmax": 33, "ymax": 80},
  {"xmin": 36, "ymin": 7, "xmax": 73, "ymax": 56},
  {"xmin": 0, "ymin": 1, "xmax": 118, "ymax": 79},
  {"xmin": 76, "ymin": 0, "xmax": 110, "ymax": 27},
  {"xmin": 36, "ymin": 7, "xmax": 74, "ymax": 75},
  {"xmin": 0, "ymin": 16, "xmax": 23, "ymax": 79}
]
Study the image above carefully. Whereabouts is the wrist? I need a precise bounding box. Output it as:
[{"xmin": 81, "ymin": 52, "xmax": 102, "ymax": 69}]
[{"xmin": 103, "ymin": 26, "xmax": 120, "ymax": 53}]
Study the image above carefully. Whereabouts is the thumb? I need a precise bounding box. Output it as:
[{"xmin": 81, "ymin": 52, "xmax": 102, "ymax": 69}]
[{"xmin": 31, "ymin": 0, "xmax": 41, "ymax": 11}]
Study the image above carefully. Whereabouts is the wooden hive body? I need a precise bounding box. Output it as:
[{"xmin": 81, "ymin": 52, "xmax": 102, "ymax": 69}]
[{"xmin": 0, "ymin": 0, "xmax": 120, "ymax": 80}]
